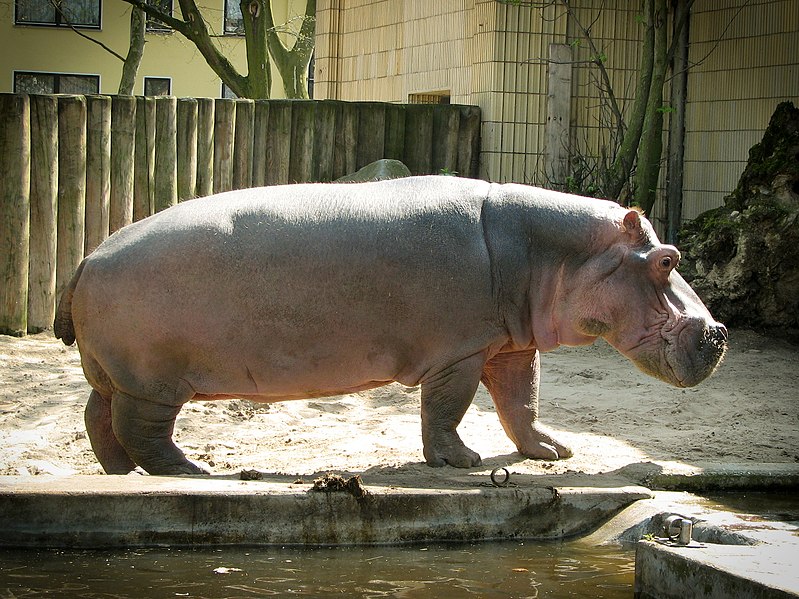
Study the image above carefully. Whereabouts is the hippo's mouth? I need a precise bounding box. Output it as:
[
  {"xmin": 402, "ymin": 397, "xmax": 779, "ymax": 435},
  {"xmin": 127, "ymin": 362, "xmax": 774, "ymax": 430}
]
[{"xmin": 658, "ymin": 320, "xmax": 728, "ymax": 387}]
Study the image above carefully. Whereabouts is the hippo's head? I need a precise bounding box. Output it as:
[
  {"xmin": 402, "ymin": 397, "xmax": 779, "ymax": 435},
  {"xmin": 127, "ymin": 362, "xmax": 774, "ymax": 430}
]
[{"xmin": 562, "ymin": 209, "xmax": 727, "ymax": 388}]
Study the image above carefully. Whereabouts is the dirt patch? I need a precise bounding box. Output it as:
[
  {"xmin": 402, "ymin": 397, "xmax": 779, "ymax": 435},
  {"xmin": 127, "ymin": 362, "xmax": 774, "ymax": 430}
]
[{"xmin": 1, "ymin": 328, "xmax": 796, "ymax": 482}]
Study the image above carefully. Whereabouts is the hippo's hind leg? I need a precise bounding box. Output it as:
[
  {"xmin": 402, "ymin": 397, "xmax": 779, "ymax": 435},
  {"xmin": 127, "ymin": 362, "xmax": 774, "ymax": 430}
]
[
  {"xmin": 421, "ymin": 353, "xmax": 485, "ymax": 468},
  {"xmin": 111, "ymin": 390, "xmax": 207, "ymax": 475},
  {"xmin": 85, "ymin": 390, "xmax": 137, "ymax": 474},
  {"xmin": 481, "ymin": 350, "xmax": 572, "ymax": 460}
]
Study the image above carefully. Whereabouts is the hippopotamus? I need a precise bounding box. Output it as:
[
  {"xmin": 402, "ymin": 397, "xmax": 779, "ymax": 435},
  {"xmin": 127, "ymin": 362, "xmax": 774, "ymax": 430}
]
[{"xmin": 54, "ymin": 176, "xmax": 727, "ymax": 475}]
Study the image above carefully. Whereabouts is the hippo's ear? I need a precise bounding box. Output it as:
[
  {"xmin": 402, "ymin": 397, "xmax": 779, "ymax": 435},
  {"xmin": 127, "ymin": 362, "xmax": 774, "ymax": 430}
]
[{"xmin": 621, "ymin": 209, "xmax": 645, "ymax": 243}]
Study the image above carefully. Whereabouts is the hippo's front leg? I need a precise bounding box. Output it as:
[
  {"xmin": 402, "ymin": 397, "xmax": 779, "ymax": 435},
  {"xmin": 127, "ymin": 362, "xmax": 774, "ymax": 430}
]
[
  {"xmin": 421, "ymin": 353, "xmax": 485, "ymax": 468},
  {"xmin": 481, "ymin": 349, "xmax": 572, "ymax": 460}
]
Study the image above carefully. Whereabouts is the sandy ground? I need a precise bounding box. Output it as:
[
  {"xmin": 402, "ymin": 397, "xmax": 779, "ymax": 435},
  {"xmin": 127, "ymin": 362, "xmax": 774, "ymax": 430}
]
[{"xmin": 1, "ymin": 328, "xmax": 797, "ymax": 482}]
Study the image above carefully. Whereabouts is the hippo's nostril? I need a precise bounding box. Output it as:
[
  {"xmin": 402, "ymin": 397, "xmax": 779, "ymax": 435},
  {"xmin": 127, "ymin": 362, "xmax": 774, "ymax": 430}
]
[{"xmin": 707, "ymin": 323, "xmax": 728, "ymax": 346}]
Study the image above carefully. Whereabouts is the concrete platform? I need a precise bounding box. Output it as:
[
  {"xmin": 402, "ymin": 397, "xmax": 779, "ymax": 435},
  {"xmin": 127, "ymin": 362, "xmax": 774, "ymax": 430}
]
[
  {"xmin": 635, "ymin": 541, "xmax": 799, "ymax": 599},
  {"xmin": 576, "ymin": 487, "xmax": 799, "ymax": 599},
  {"xmin": 0, "ymin": 474, "xmax": 651, "ymax": 547},
  {"xmin": 2, "ymin": 463, "xmax": 798, "ymax": 598}
]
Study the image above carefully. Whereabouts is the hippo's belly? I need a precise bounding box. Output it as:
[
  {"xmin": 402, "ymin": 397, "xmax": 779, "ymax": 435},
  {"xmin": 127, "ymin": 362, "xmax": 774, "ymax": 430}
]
[{"xmin": 72, "ymin": 179, "xmax": 506, "ymax": 403}]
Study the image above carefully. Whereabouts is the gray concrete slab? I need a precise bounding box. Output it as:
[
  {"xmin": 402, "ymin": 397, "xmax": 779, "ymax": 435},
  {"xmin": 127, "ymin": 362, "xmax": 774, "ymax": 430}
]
[
  {"xmin": 634, "ymin": 540, "xmax": 799, "ymax": 599},
  {"xmin": 0, "ymin": 475, "xmax": 651, "ymax": 548}
]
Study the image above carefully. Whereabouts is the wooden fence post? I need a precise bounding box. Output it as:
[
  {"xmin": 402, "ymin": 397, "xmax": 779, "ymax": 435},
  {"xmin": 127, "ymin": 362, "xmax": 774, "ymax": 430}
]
[
  {"xmin": 27, "ymin": 94, "xmax": 58, "ymax": 333},
  {"xmin": 458, "ymin": 105, "xmax": 481, "ymax": 179},
  {"xmin": 545, "ymin": 43, "xmax": 572, "ymax": 188},
  {"xmin": 432, "ymin": 104, "xmax": 459, "ymax": 175},
  {"xmin": 0, "ymin": 94, "xmax": 31, "ymax": 336},
  {"xmin": 177, "ymin": 97, "xmax": 198, "ymax": 201},
  {"xmin": 403, "ymin": 104, "xmax": 434, "ymax": 175},
  {"xmin": 289, "ymin": 101, "xmax": 315, "ymax": 183},
  {"xmin": 85, "ymin": 95, "xmax": 111, "ymax": 254},
  {"xmin": 196, "ymin": 97, "xmax": 214, "ymax": 197},
  {"xmin": 213, "ymin": 98, "xmax": 236, "ymax": 193},
  {"xmin": 313, "ymin": 100, "xmax": 336, "ymax": 182},
  {"xmin": 154, "ymin": 96, "xmax": 177, "ymax": 212},
  {"xmin": 134, "ymin": 96, "xmax": 155, "ymax": 220},
  {"xmin": 356, "ymin": 102, "xmax": 386, "ymax": 170},
  {"xmin": 384, "ymin": 103, "xmax": 406, "ymax": 162},
  {"xmin": 266, "ymin": 100, "xmax": 291, "ymax": 185},
  {"xmin": 333, "ymin": 101, "xmax": 357, "ymax": 179},
  {"xmin": 56, "ymin": 95, "xmax": 86, "ymax": 302},
  {"xmin": 252, "ymin": 100, "xmax": 270, "ymax": 187},
  {"xmin": 233, "ymin": 99, "xmax": 254, "ymax": 190},
  {"xmin": 110, "ymin": 96, "xmax": 136, "ymax": 233}
]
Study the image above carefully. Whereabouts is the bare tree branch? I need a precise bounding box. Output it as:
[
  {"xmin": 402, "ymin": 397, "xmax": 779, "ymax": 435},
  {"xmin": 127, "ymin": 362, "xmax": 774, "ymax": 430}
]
[
  {"xmin": 264, "ymin": 0, "xmax": 315, "ymax": 98},
  {"xmin": 120, "ymin": 0, "xmax": 192, "ymax": 35},
  {"xmin": 48, "ymin": 0, "xmax": 126, "ymax": 61},
  {"xmin": 561, "ymin": 0, "xmax": 626, "ymax": 138}
]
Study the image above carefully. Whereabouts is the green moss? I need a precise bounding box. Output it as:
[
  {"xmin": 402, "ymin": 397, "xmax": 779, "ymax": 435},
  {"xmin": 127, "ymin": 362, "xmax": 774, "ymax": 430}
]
[{"xmin": 724, "ymin": 101, "xmax": 799, "ymax": 212}]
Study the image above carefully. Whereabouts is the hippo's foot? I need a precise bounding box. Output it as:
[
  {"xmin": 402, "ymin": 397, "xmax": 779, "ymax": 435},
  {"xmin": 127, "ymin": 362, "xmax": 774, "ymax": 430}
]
[
  {"xmin": 517, "ymin": 424, "xmax": 573, "ymax": 460},
  {"xmin": 423, "ymin": 432, "xmax": 482, "ymax": 468},
  {"xmin": 111, "ymin": 391, "xmax": 210, "ymax": 476}
]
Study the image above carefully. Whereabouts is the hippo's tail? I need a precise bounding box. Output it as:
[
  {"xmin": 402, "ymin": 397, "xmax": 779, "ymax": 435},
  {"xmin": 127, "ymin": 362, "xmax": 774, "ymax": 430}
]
[{"xmin": 54, "ymin": 260, "xmax": 85, "ymax": 346}]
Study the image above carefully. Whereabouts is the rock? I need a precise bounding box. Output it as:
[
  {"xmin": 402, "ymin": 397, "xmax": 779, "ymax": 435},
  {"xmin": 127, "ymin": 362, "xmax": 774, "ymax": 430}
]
[
  {"xmin": 679, "ymin": 102, "xmax": 799, "ymax": 338},
  {"xmin": 335, "ymin": 159, "xmax": 411, "ymax": 183},
  {"xmin": 309, "ymin": 472, "xmax": 370, "ymax": 499}
]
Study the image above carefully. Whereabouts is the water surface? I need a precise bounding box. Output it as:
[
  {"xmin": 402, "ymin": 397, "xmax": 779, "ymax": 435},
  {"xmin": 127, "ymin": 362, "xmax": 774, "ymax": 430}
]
[{"xmin": 0, "ymin": 541, "xmax": 635, "ymax": 598}]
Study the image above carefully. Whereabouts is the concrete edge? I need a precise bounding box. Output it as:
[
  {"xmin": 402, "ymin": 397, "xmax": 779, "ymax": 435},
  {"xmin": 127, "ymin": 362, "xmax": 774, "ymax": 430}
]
[
  {"xmin": 614, "ymin": 461, "xmax": 799, "ymax": 491},
  {"xmin": 0, "ymin": 475, "xmax": 651, "ymax": 548},
  {"xmin": 634, "ymin": 541, "xmax": 799, "ymax": 599}
]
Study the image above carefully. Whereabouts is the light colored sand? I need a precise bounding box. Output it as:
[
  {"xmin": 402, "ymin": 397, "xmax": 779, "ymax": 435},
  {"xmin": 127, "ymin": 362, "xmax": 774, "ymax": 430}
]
[{"xmin": 1, "ymin": 329, "xmax": 796, "ymax": 481}]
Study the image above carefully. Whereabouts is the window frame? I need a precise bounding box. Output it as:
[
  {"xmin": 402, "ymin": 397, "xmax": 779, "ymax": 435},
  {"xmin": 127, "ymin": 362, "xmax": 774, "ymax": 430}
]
[
  {"xmin": 408, "ymin": 92, "xmax": 451, "ymax": 105},
  {"xmin": 221, "ymin": 82, "xmax": 238, "ymax": 99},
  {"xmin": 145, "ymin": 0, "xmax": 173, "ymax": 33},
  {"xmin": 144, "ymin": 76, "xmax": 172, "ymax": 96},
  {"xmin": 14, "ymin": 0, "xmax": 102, "ymax": 29},
  {"xmin": 223, "ymin": 0, "xmax": 244, "ymax": 36},
  {"xmin": 13, "ymin": 70, "xmax": 101, "ymax": 94}
]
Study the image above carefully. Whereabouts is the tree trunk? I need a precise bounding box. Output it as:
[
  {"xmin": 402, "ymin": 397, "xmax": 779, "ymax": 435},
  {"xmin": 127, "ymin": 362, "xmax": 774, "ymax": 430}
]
[
  {"xmin": 241, "ymin": 0, "xmax": 272, "ymax": 98},
  {"xmin": 121, "ymin": 0, "xmax": 315, "ymax": 100},
  {"xmin": 266, "ymin": 0, "xmax": 316, "ymax": 99},
  {"xmin": 666, "ymin": 0, "xmax": 690, "ymax": 243},
  {"xmin": 118, "ymin": 7, "xmax": 145, "ymax": 95},
  {"xmin": 175, "ymin": 0, "xmax": 249, "ymax": 96},
  {"xmin": 604, "ymin": 0, "xmax": 655, "ymax": 202},
  {"xmin": 633, "ymin": 0, "xmax": 669, "ymax": 215}
]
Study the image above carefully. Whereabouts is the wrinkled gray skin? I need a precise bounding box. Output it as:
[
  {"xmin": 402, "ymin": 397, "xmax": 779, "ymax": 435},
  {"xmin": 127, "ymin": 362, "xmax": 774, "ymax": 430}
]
[{"xmin": 54, "ymin": 176, "xmax": 727, "ymax": 475}]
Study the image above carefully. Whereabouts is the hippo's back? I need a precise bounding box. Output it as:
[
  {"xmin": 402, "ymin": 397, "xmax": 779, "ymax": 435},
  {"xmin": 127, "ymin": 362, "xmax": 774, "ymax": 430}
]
[{"xmin": 71, "ymin": 176, "xmax": 503, "ymax": 398}]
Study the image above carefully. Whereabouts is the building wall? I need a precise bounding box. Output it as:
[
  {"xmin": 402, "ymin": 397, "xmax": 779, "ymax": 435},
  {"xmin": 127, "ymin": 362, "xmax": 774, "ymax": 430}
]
[
  {"xmin": 0, "ymin": 0, "xmax": 306, "ymax": 97},
  {"xmin": 316, "ymin": 0, "xmax": 481, "ymax": 104},
  {"xmin": 682, "ymin": 0, "xmax": 799, "ymax": 220},
  {"xmin": 314, "ymin": 0, "xmax": 798, "ymax": 229}
]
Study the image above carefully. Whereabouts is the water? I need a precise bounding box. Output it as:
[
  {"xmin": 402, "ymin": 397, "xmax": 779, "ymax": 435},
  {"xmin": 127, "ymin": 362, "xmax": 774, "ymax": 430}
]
[
  {"xmin": 701, "ymin": 491, "xmax": 799, "ymax": 527},
  {"xmin": 0, "ymin": 541, "xmax": 635, "ymax": 598}
]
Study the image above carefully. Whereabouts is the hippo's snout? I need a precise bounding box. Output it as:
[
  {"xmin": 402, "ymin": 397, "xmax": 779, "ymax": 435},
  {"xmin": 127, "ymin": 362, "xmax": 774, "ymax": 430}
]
[{"xmin": 672, "ymin": 319, "xmax": 728, "ymax": 388}]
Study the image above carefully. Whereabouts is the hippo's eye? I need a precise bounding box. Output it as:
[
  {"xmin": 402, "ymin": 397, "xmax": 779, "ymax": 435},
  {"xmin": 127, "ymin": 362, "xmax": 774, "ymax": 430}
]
[{"xmin": 660, "ymin": 257, "xmax": 672, "ymax": 269}]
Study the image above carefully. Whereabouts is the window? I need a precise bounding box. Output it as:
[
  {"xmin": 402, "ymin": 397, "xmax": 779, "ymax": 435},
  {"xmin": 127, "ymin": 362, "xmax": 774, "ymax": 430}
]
[
  {"xmin": 144, "ymin": 77, "xmax": 171, "ymax": 96},
  {"xmin": 146, "ymin": 0, "xmax": 171, "ymax": 33},
  {"xmin": 307, "ymin": 53, "xmax": 314, "ymax": 99},
  {"xmin": 14, "ymin": 71, "xmax": 100, "ymax": 94},
  {"xmin": 224, "ymin": 0, "xmax": 243, "ymax": 35},
  {"xmin": 408, "ymin": 92, "xmax": 451, "ymax": 105},
  {"xmin": 221, "ymin": 83, "xmax": 238, "ymax": 99},
  {"xmin": 15, "ymin": 0, "xmax": 101, "ymax": 28}
]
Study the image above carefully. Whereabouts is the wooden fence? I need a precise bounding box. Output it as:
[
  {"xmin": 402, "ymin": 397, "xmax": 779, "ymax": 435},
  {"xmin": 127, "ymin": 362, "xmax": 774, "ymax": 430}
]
[{"xmin": 0, "ymin": 93, "xmax": 481, "ymax": 336}]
